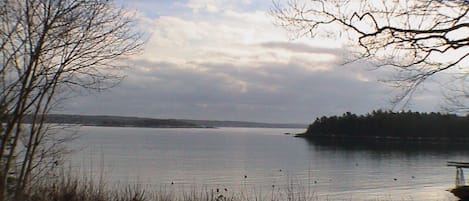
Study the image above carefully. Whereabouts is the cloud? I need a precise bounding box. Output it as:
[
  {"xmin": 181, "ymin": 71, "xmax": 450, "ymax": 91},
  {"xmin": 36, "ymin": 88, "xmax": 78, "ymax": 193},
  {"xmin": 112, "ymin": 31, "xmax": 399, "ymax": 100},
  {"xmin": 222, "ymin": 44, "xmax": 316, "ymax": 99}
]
[
  {"xmin": 186, "ymin": 0, "xmax": 221, "ymax": 13},
  {"xmin": 60, "ymin": 1, "xmax": 442, "ymax": 123},
  {"xmin": 185, "ymin": 0, "xmax": 257, "ymax": 13},
  {"xmin": 259, "ymin": 42, "xmax": 344, "ymax": 55},
  {"xmin": 63, "ymin": 58, "xmax": 398, "ymax": 123}
]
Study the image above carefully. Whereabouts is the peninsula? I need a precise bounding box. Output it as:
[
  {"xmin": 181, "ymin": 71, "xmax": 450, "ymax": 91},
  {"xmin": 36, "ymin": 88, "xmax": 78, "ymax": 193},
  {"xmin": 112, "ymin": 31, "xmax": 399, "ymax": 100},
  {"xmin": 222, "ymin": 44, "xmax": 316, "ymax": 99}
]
[
  {"xmin": 23, "ymin": 114, "xmax": 307, "ymax": 129},
  {"xmin": 299, "ymin": 110, "xmax": 469, "ymax": 142}
]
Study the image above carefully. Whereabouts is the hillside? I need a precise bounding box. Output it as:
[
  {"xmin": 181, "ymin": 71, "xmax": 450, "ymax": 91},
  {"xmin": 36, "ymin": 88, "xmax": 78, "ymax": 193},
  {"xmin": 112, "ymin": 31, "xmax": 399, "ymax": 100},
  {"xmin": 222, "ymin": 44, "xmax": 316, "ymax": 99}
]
[
  {"xmin": 23, "ymin": 114, "xmax": 201, "ymax": 128},
  {"xmin": 23, "ymin": 114, "xmax": 307, "ymax": 129}
]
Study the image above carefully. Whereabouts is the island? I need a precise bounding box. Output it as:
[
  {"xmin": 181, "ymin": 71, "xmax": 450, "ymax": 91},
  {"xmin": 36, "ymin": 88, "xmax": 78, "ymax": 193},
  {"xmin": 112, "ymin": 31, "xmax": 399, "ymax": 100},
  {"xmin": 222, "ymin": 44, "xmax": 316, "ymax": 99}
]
[{"xmin": 298, "ymin": 110, "xmax": 469, "ymax": 142}]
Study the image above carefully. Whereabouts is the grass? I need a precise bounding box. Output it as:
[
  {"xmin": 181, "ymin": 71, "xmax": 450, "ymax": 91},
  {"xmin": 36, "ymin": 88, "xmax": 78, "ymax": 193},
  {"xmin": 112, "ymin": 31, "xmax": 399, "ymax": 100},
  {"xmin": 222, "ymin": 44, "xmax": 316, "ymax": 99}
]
[
  {"xmin": 20, "ymin": 170, "xmax": 327, "ymax": 201},
  {"xmin": 13, "ymin": 164, "xmax": 453, "ymax": 201},
  {"xmin": 16, "ymin": 175, "xmax": 438, "ymax": 201}
]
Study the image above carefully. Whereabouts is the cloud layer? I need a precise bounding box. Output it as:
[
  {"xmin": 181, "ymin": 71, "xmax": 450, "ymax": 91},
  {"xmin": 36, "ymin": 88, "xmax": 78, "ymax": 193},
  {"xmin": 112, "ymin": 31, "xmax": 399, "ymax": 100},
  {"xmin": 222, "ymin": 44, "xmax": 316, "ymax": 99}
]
[{"xmin": 61, "ymin": 0, "xmax": 441, "ymax": 123}]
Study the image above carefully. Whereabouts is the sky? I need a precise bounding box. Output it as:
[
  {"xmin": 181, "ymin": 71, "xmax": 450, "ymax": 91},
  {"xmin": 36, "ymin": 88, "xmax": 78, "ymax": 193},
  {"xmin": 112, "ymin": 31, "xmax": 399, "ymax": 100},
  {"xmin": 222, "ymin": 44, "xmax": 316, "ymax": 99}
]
[{"xmin": 61, "ymin": 0, "xmax": 445, "ymax": 124}]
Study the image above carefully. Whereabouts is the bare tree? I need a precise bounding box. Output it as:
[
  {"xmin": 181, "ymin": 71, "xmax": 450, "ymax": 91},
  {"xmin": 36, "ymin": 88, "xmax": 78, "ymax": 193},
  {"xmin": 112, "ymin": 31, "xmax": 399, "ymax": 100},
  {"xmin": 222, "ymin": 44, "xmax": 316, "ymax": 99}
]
[
  {"xmin": 272, "ymin": 0, "xmax": 468, "ymax": 111},
  {"xmin": 0, "ymin": 0, "xmax": 143, "ymax": 200}
]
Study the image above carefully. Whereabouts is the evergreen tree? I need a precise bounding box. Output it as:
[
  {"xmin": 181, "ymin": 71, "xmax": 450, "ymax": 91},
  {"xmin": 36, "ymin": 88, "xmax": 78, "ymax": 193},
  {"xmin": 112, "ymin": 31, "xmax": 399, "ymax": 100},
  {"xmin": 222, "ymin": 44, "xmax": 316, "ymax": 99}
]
[{"xmin": 304, "ymin": 110, "xmax": 469, "ymax": 141}]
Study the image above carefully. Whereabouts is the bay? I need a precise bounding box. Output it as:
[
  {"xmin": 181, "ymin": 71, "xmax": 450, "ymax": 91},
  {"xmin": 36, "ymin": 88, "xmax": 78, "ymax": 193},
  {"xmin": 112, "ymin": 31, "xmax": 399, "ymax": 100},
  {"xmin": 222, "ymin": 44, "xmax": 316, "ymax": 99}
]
[{"xmin": 66, "ymin": 126, "xmax": 465, "ymax": 201}]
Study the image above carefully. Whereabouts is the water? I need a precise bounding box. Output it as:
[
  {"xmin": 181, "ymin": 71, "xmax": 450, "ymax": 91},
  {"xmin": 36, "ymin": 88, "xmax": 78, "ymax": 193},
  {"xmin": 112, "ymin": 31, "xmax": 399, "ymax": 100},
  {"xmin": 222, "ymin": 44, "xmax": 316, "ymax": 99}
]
[{"xmin": 67, "ymin": 126, "xmax": 468, "ymax": 200}]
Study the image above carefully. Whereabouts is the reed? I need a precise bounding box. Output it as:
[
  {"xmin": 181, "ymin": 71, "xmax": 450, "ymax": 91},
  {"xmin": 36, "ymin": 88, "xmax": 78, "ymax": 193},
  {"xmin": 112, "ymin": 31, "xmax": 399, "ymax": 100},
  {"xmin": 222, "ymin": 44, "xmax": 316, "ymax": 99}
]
[
  {"xmin": 21, "ymin": 171, "xmax": 326, "ymax": 201},
  {"xmin": 11, "ymin": 164, "xmax": 441, "ymax": 201},
  {"xmin": 18, "ymin": 175, "xmax": 432, "ymax": 201}
]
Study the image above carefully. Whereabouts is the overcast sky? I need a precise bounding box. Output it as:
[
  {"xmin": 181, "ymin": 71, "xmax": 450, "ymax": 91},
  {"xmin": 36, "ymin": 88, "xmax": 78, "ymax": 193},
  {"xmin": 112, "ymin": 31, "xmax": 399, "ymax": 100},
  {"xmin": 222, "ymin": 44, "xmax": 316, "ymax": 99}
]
[{"xmin": 61, "ymin": 0, "xmax": 445, "ymax": 124}]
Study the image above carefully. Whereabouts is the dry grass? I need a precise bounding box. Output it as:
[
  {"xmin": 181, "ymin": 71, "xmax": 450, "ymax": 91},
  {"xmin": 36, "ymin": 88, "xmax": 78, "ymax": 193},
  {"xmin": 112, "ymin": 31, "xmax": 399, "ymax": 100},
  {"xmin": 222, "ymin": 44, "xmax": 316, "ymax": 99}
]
[
  {"xmin": 11, "ymin": 166, "xmax": 440, "ymax": 201},
  {"xmin": 19, "ymin": 172, "xmax": 324, "ymax": 201},
  {"xmin": 13, "ymin": 172, "xmax": 437, "ymax": 201}
]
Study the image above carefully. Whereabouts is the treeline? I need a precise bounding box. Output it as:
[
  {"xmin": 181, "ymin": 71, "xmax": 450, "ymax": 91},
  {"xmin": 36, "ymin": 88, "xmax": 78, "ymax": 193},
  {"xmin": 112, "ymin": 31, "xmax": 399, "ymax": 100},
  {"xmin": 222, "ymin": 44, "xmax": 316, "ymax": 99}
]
[
  {"xmin": 20, "ymin": 114, "xmax": 307, "ymax": 128},
  {"xmin": 22, "ymin": 114, "xmax": 203, "ymax": 128},
  {"xmin": 303, "ymin": 110, "xmax": 469, "ymax": 140}
]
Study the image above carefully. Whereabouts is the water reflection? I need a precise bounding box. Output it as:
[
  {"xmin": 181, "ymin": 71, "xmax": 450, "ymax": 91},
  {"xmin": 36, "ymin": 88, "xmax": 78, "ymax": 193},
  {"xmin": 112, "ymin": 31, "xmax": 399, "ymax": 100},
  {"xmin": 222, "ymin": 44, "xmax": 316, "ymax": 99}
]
[
  {"xmin": 304, "ymin": 137, "xmax": 469, "ymax": 154},
  {"xmin": 301, "ymin": 137, "xmax": 469, "ymax": 200},
  {"xmin": 68, "ymin": 127, "xmax": 464, "ymax": 201}
]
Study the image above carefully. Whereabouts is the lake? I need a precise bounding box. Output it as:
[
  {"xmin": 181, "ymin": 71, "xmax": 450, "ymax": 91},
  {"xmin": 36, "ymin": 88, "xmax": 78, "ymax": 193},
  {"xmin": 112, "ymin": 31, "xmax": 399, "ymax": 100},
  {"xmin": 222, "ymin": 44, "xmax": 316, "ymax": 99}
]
[{"xmin": 66, "ymin": 126, "xmax": 467, "ymax": 200}]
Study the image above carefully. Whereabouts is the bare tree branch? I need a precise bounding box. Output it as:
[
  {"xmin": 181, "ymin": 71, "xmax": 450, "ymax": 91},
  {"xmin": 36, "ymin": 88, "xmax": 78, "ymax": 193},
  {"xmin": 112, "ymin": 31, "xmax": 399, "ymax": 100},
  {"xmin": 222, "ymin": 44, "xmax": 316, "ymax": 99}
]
[
  {"xmin": 0, "ymin": 0, "xmax": 143, "ymax": 199},
  {"xmin": 272, "ymin": 0, "xmax": 468, "ymax": 110}
]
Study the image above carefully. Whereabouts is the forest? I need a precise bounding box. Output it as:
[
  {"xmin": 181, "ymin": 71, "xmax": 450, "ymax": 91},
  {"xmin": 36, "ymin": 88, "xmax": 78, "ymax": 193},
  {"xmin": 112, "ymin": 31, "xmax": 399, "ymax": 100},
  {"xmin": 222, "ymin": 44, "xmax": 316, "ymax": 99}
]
[{"xmin": 302, "ymin": 110, "xmax": 469, "ymax": 140}]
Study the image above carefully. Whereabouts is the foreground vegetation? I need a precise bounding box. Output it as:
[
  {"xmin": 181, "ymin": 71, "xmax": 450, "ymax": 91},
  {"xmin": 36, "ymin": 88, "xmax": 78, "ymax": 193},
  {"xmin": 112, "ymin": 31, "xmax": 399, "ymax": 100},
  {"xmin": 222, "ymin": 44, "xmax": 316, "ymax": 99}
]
[
  {"xmin": 0, "ymin": 1, "xmax": 143, "ymax": 199},
  {"xmin": 14, "ymin": 172, "xmax": 442, "ymax": 201},
  {"xmin": 20, "ymin": 173, "xmax": 322, "ymax": 201},
  {"xmin": 302, "ymin": 110, "xmax": 469, "ymax": 140}
]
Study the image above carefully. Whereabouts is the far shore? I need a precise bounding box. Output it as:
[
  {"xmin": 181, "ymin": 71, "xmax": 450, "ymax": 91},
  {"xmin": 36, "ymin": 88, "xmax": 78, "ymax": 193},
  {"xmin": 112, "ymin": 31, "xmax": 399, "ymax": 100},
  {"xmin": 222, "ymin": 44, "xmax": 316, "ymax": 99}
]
[{"xmin": 22, "ymin": 114, "xmax": 307, "ymax": 129}]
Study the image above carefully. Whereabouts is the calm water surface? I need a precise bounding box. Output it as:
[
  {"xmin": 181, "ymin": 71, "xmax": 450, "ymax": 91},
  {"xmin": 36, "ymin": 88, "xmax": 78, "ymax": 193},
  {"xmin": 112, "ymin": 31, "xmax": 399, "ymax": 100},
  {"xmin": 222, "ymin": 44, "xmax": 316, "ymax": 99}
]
[{"xmin": 67, "ymin": 126, "xmax": 468, "ymax": 200}]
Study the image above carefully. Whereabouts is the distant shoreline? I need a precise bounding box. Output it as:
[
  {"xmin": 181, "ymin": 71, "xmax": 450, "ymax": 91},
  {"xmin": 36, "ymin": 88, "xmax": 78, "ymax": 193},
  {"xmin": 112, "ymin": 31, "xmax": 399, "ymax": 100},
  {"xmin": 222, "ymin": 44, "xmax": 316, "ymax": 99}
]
[
  {"xmin": 23, "ymin": 114, "xmax": 308, "ymax": 129},
  {"xmin": 63, "ymin": 123, "xmax": 215, "ymax": 129}
]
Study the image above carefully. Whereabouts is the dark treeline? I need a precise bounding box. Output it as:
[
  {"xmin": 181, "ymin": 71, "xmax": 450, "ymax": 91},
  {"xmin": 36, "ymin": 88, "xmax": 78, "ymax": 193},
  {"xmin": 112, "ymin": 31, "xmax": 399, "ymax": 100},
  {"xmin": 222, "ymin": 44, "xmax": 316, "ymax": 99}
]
[
  {"xmin": 303, "ymin": 110, "xmax": 469, "ymax": 140},
  {"xmin": 21, "ymin": 114, "xmax": 203, "ymax": 128}
]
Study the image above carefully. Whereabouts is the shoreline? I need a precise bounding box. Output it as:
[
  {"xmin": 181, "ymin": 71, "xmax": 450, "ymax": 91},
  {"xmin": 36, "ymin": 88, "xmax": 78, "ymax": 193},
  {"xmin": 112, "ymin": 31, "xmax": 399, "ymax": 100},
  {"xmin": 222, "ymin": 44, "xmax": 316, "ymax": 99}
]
[{"xmin": 296, "ymin": 134, "xmax": 469, "ymax": 143}]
